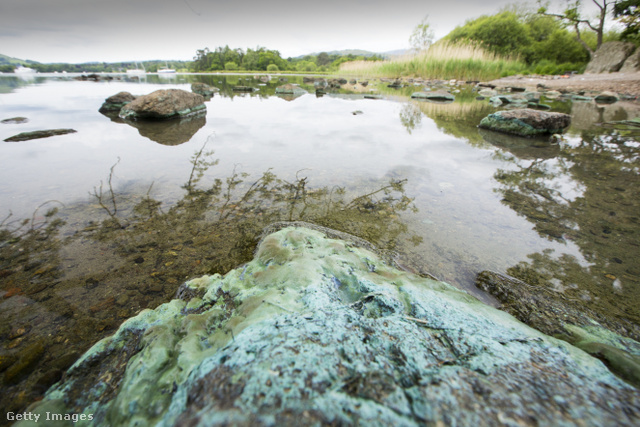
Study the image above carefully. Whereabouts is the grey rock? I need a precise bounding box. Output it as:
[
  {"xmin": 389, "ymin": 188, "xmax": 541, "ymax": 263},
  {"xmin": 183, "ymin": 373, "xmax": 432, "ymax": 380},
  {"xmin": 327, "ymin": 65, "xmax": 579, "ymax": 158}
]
[
  {"xmin": 119, "ymin": 89, "xmax": 205, "ymax": 121},
  {"xmin": 99, "ymin": 92, "xmax": 136, "ymax": 113},
  {"xmin": 411, "ymin": 90, "xmax": 455, "ymax": 102},
  {"xmin": 191, "ymin": 83, "xmax": 219, "ymax": 97},
  {"xmin": 585, "ymin": 42, "xmax": 636, "ymax": 73},
  {"xmin": 478, "ymin": 108, "xmax": 571, "ymax": 137},
  {"xmin": 620, "ymin": 48, "xmax": 640, "ymax": 73}
]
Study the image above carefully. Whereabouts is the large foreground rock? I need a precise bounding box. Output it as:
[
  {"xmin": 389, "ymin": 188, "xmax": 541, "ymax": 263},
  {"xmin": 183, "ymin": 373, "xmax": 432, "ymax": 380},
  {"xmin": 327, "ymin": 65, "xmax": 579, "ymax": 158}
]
[
  {"xmin": 119, "ymin": 89, "xmax": 205, "ymax": 121},
  {"xmin": 585, "ymin": 41, "xmax": 636, "ymax": 73},
  {"xmin": 478, "ymin": 108, "xmax": 571, "ymax": 137},
  {"xmin": 18, "ymin": 226, "xmax": 639, "ymax": 426}
]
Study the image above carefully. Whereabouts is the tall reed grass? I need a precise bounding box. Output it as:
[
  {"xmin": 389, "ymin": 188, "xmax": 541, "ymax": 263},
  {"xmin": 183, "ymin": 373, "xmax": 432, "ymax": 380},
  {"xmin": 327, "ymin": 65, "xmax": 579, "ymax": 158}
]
[{"xmin": 339, "ymin": 41, "xmax": 527, "ymax": 81}]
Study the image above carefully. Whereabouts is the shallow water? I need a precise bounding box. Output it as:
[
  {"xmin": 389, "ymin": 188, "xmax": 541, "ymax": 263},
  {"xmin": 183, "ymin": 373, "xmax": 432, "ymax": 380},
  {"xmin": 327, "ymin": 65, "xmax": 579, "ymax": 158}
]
[{"xmin": 0, "ymin": 73, "xmax": 639, "ymax": 414}]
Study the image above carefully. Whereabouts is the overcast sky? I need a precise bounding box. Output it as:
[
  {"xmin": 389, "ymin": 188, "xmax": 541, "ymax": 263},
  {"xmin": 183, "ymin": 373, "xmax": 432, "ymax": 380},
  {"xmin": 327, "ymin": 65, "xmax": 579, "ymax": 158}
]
[{"xmin": 0, "ymin": 0, "xmax": 605, "ymax": 63}]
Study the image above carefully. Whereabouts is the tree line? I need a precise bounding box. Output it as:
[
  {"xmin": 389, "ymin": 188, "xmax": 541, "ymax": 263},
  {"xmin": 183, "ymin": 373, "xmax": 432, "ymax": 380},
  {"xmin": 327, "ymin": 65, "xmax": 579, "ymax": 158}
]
[{"xmin": 190, "ymin": 45, "xmax": 384, "ymax": 73}]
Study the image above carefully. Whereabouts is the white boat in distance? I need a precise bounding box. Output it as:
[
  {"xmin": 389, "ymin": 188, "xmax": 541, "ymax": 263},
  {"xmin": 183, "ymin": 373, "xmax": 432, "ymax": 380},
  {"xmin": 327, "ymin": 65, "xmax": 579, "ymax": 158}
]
[
  {"xmin": 158, "ymin": 62, "xmax": 176, "ymax": 73},
  {"xmin": 15, "ymin": 66, "xmax": 36, "ymax": 74},
  {"xmin": 126, "ymin": 62, "xmax": 146, "ymax": 75}
]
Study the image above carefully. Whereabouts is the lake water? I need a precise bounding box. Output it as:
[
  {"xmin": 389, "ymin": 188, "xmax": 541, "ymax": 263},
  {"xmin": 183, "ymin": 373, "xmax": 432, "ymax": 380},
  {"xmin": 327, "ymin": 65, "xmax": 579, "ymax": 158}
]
[{"xmin": 1, "ymin": 73, "xmax": 639, "ymax": 413}]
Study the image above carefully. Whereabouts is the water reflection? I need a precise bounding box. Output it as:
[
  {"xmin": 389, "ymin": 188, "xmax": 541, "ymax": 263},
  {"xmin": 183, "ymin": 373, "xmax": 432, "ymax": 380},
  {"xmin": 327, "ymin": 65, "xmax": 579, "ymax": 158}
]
[
  {"xmin": 99, "ymin": 109, "xmax": 207, "ymax": 146},
  {"xmin": 479, "ymin": 128, "xmax": 561, "ymax": 160},
  {"xmin": 0, "ymin": 145, "xmax": 418, "ymax": 414},
  {"xmin": 493, "ymin": 130, "xmax": 640, "ymax": 327}
]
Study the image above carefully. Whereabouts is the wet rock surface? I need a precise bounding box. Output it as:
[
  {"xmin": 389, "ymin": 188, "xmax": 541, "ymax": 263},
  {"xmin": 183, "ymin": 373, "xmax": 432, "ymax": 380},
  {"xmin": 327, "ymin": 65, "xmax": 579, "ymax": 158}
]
[
  {"xmin": 3, "ymin": 129, "xmax": 77, "ymax": 142},
  {"xmin": 119, "ymin": 89, "xmax": 206, "ymax": 121},
  {"xmin": 476, "ymin": 271, "xmax": 640, "ymax": 388},
  {"xmin": 478, "ymin": 108, "xmax": 571, "ymax": 137},
  {"xmin": 1, "ymin": 117, "xmax": 29, "ymax": 124},
  {"xmin": 410, "ymin": 90, "xmax": 455, "ymax": 102},
  {"xmin": 18, "ymin": 226, "xmax": 640, "ymax": 426},
  {"xmin": 98, "ymin": 92, "xmax": 137, "ymax": 113},
  {"xmin": 191, "ymin": 82, "xmax": 218, "ymax": 97}
]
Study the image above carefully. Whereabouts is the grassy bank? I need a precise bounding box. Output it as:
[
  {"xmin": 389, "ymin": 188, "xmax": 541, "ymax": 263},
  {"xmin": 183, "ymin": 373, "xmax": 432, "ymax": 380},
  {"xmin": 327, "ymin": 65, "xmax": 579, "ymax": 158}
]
[{"xmin": 339, "ymin": 42, "xmax": 527, "ymax": 81}]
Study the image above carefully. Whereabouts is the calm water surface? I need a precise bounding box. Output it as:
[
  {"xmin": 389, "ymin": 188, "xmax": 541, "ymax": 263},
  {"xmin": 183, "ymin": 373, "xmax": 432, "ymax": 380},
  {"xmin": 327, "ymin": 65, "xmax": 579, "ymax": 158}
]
[{"xmin": 0, "ymin": 73, "xmax": 638, "ymax": 413}]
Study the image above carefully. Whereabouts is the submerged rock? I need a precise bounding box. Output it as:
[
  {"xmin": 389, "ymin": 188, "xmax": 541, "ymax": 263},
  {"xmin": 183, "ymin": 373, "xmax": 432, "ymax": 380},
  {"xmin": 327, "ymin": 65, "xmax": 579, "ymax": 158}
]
[
  {"xmin": 119, "ymin": 89, "xmax": 206, "ymax": 121},
  {"xmin": 1, "ymin": 117, "xmax": 29, "ymax": 124},
  {"xmin": 478, "ymin": 108, "xmax": 571, "ymax": 137},
  {"xmin": 476, "ymin": 271, "xmax": 640, "ymax": 388},
  {"xmin": 98, "ymin": 92, "xmax": 136, "ymax": 113},
  {"xmin": 19, "ymin": 226, "xmax": 640, "ymax": 426},
  {"xmin": 4, "ymin": 128, "xmax": 77, "ymax": 142},
  {"xmin": 411, "ymin": 90, "xmax": 455, "ymax": 102}
]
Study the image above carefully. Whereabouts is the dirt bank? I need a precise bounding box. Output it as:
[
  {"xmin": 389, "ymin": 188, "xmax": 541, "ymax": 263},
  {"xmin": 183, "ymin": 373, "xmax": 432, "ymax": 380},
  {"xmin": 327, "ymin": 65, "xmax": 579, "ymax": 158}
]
[{"xmin": 489, "ymin": 72, "xmax": 640, "ymax": 98}]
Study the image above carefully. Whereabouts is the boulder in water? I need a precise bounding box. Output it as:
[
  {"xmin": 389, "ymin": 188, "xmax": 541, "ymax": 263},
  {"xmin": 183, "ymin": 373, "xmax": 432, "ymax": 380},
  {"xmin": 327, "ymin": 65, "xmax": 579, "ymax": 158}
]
[
  {"xmin": 479, "ymin": 108, "xmax": 571, "ymax": 137},
  {"xmin": 119, "ymin": 89, "xmax": 206, "ymax": 121}
]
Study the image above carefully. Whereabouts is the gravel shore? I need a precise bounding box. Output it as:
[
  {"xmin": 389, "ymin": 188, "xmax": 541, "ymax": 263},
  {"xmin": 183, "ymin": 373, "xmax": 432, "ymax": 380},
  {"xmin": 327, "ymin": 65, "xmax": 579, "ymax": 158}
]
[{"xmin": 489, "ymin": 72, "xmax": 640, "ymax": 98}]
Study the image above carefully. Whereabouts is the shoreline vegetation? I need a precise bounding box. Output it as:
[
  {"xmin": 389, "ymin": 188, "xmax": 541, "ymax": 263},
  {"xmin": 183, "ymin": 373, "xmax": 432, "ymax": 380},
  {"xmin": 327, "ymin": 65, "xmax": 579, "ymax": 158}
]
[{"xmin": 338, "ymin": 41, "xmax": 527, "ymax": 81}]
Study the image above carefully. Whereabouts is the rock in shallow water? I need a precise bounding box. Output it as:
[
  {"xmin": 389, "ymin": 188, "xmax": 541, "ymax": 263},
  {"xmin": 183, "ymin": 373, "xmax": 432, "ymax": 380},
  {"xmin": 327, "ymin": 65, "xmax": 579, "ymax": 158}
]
[
  {"xmin": 3, "ymin": 129, "xmax": 77, "ymax": 142},
  {"xmin": 18, "ymin": 226, "xmax": 640, "ymax": 426},
  {"xmin": 478, "ymin": 108, "xmax": 571, "ymax": 137},
  {"xmin": 98, "ymin": 91, "xmax": 137, "ymax": 113},
  {"xmin": 119, "ymin": 89, "xmax": 206, "ymax": 121}
]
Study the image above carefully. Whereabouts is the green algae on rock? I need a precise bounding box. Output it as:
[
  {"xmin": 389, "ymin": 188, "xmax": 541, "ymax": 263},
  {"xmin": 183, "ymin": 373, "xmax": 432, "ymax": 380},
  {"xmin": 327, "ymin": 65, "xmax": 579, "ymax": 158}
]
[
  {"xmin": 98, "ymin": 92, "xmax": 137, "ymax": 113},
  {"xmin": 478, "ymin": 108, "xmax": 571, "ymax": 137},
  {"xmin": 17, "ymin": 226, "xmax": 640, "ymax": 426}
]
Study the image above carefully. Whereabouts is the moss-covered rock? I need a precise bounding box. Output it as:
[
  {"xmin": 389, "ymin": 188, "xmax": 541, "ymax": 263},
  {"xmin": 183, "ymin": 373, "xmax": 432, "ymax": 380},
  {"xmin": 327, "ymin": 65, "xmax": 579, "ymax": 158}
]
[
  {"xmin": 191, "ymin": 83, "xmax": 218, "ymax": 98},
  {"xmin": 98, "ymin": 92, "xmax": 136, "ymax": 113},
  {"xmin": 18, "ymin": 227, "xmax": 640, "ymax": 426},
  {"xmin": 478, "ymin": 108, "xmax": 571, "ymax": 137}
]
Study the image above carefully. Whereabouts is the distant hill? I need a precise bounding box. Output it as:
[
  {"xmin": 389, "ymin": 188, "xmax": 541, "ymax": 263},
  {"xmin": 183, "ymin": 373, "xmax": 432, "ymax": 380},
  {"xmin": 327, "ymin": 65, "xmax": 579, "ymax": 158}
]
[
  {"xmin": 298, "ymin": 48, "xmax": 410, "ymax": 59},
  {"xmin": 381, "ymin": 49, "xmax": 411, "ymax": 57},
  {"xmin": 0, "ymin": 54, "xmax": 39, "ymax": 66}
]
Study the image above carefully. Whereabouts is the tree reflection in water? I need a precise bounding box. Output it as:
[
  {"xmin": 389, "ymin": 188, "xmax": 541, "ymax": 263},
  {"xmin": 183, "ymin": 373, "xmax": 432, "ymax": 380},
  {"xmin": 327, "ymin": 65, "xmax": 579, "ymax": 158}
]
[
  {"xmin": 0, "ymin": 142, "xmax": 419, "ymax": 414},
  {"xmin": 492, "ymin": 129, "xmax": 640, "ymax": 327}
]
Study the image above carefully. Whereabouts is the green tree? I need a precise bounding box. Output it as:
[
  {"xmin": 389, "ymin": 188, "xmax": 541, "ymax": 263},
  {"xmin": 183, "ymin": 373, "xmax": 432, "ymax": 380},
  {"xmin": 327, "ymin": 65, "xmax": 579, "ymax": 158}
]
[
  {"xmin": 410, "ymin": 15, "xmax": 435, "ymax": 51},
  {"xmin": 614, "ymin": 0, "xmax": 640, "ymax": 44},
  {"xmin": 446, "ymin": 12, "xmax": 531, "ymax": 57},
  {"xmin": 225, "ymin": 61, "xmax": 238, "ymax": 71},
  {"xmin": 266, "ymin": 64, "xmax": 279, "ymax": 72},
  {"xmin": 317, "ymin": 52, "xmax": 331, "ymax": 66},
  {"xmin": 537, "ymin": 0, "xmax": 615, "ymax": 54}
]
